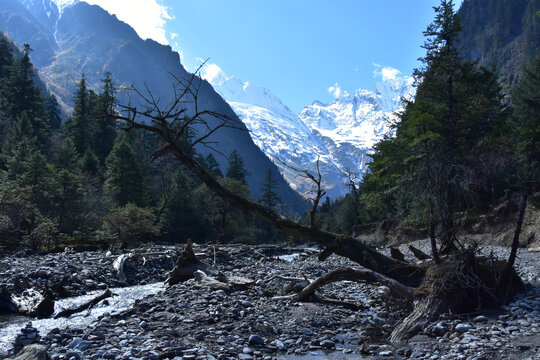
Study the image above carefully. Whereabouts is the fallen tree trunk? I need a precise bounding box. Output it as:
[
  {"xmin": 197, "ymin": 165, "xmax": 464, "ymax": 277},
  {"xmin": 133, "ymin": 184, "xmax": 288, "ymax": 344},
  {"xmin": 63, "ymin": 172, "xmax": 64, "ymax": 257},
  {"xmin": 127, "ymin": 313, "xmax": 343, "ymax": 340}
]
[
  {"xmin": 296, "ymin": 267, "xmax": 413, "ymax": 301},
  {"xmin": 116, "ymin": 108, "xmax": 424, "ymax": 286},
  {"xmin": 55, "ymin": 289, "xmax": 112, "ymax": 318}
]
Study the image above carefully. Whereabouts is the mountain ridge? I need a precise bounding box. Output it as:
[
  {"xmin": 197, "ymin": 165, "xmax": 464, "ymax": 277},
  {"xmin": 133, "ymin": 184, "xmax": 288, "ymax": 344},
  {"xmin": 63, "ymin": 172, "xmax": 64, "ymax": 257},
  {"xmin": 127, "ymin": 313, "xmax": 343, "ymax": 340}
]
[
  {"xmin": 0, "ymin": 0, "xmax": 306, "ymax": 210},
  {"xmin": 205, "ymin": 65, "xmax": 415, "ymax": 199}
]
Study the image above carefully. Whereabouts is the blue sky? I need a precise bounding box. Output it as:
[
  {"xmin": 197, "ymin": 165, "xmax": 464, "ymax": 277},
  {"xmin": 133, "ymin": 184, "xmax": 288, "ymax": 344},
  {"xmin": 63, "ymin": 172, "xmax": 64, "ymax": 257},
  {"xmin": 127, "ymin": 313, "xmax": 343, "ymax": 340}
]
[{"xmin": 82, "ymin": 0, "xmax": 464, "ymax": 113}]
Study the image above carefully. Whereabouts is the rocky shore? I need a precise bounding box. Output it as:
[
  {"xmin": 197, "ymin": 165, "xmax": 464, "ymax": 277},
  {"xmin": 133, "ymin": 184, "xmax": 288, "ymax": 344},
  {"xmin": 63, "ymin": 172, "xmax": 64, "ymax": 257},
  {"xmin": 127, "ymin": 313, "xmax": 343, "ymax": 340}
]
[{"xmin": 0, "ymin": 242, "xmax": 538, "ymax": 360}]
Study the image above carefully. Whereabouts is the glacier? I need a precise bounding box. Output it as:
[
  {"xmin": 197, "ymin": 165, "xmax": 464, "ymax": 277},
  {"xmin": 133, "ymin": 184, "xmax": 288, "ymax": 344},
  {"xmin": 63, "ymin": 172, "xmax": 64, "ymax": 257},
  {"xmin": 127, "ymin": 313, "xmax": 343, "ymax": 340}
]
[{"xmin": 204, "ymin": 65, "xmax": 415, "ymax": 200}]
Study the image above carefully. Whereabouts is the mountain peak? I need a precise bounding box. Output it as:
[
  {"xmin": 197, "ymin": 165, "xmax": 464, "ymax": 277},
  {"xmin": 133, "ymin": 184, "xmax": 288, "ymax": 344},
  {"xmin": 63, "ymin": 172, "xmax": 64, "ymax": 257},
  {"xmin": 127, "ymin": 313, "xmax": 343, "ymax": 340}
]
[{"xmin": 207, "ymin": 64, "xmax": 414, "ymax": 199}]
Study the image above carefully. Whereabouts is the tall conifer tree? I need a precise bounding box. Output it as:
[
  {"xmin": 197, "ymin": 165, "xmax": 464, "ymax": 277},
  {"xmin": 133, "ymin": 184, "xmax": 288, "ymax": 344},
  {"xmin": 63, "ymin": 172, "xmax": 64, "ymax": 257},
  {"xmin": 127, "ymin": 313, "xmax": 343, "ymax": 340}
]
[{"xmin": 105, "ymin": 140, "xmax": 145, "ymax": 206}]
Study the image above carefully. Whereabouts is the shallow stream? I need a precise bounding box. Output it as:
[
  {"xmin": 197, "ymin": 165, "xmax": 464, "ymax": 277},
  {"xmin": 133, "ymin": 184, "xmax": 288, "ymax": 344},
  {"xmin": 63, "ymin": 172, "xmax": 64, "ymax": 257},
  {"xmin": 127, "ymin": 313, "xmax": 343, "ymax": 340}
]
[{"xmin": 0, "ymin": 282, "xmax": 164, "ymax": 356}]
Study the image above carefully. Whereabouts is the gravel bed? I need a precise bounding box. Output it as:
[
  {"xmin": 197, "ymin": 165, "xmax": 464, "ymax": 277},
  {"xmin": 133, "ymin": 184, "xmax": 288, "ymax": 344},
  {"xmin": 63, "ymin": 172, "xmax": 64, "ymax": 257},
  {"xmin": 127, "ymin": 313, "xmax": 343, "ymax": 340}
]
[{"xmin": 1, "ymin": 242, "xmax": 538, "ymax": 359}]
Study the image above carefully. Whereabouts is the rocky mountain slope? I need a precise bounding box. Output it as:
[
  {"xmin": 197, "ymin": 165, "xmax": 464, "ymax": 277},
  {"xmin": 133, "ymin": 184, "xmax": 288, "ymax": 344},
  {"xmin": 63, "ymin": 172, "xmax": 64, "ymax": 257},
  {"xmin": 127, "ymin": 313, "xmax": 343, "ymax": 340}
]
[
  {"xmin": 206, "ymin": 66, "xmax": 415, "ymax": 199},
  {"xmin": 458, "ymin": 0, "xmax": 540, "ymax": 87},
  {"xmin": 0, "ymin": 0, "xmax": 305, "ymax": 208}
]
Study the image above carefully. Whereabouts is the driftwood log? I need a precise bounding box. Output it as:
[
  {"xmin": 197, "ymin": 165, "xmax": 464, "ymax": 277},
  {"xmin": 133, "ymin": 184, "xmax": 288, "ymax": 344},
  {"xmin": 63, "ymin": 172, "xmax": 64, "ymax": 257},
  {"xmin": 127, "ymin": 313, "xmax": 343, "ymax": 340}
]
[
  {"xmin": 55, "ymin": 289, "xmax": 112, "ymax": 318},
  {"xmin": 296, "ymin": 267, "xmax": 413, "ymax": 302}
]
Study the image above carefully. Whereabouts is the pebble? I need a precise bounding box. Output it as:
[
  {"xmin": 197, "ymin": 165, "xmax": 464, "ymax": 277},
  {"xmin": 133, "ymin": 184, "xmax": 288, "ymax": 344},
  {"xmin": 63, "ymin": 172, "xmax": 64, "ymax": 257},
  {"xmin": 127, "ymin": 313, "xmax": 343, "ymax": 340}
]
[
  {"xmin": 248, "ymin": 335, "xmax": 265, "ymax": 346},
  {"xmin": 320, "ymin": 339, "xmax": 335, "ymax": 349},
  {"xmin": 455, "ymin": 323, "xmax": 472, "ymax": 333}
]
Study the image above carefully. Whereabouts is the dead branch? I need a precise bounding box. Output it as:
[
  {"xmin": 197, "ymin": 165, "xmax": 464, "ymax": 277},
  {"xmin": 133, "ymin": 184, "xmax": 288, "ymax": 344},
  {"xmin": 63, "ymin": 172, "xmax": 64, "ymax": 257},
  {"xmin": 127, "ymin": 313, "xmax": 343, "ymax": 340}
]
[
  {"xmin": 277, "ymin": 157, "xmax": 326, "ymax": 228},
  {"xmin": 55, "ymin": 289, "xmax": 112, "ymax": 318},
  {"xmin": 295, "ymin": 267, "xmax": 413, "ymax": 302}
]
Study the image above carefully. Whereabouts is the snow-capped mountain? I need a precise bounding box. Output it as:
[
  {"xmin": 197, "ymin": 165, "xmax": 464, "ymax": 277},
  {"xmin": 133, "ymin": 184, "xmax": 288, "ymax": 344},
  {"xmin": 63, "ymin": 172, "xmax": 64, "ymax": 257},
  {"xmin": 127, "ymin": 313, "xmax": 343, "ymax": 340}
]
[
  {"xmin": 1, "ymin": 0, "xmax": 307, "ymax": 210},
  {"xmin": 205, "ymin": 65, "xmax": 415, "ymax": 200}
]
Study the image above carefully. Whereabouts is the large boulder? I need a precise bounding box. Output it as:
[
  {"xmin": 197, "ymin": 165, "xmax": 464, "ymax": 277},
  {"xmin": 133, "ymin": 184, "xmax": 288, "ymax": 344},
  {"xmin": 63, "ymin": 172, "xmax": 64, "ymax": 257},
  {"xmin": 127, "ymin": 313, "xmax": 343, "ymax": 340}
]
[{"xmin": 13, "ymin": 344, "xmax": 51, "ymax": 360}]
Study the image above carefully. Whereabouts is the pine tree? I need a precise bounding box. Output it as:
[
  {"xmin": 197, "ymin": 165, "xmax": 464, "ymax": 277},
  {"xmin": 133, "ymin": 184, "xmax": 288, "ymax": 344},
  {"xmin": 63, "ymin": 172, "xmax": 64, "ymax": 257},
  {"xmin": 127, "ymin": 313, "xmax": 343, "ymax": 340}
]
[
  {"xmin": 81, "ymin": 148, "xmax": 100, "ymax": 176},
  {"xmin": 1, "ymin": 112, "xmax": 37, "ymax": 174},
  {"xmin": 93, "ymin": 72, "xmax": 117, "ymax": 164},
  {"xmin": 53, "ymin": 169, "xmax": 83, "ymax": 234},
  {"xmin": 363, "ymin": 0, "xmax": 506, "ymax": 256},
  {"xmin": 56, "ymin": 137, "xmax": 80, "ymax": 172},
  {"xmin": 205, "ymin": 153, "xmax": 223, "ymax": 178},
  {"xmin": 226, "ymin": 149, "xmax": 248, "ymax": 185},
  {"xmin": 0, "ymin": 37, "xmax": 14, "ymax": 78},
  {"xmin": 64, "ymin": 75, "xmax": 93, "ymax": 154},
  {"xmin": 260, "ymin": 169, "xmax": 281, "ymax": 208},
  {"xmin": 513, "ymin": 53, "xmax": 540, "ymax": 187},
  {"xmin": 45, "ymin": 95, "xmax": 62, "ymax": 130},
  {"xmin": 160, "ymin": 170, "xmax": 209, "ymax": 242},
  {"xmin": 508, "ymin": 53, "xmax": 540, "ymax": 268},
  {"xmin": 105, "ymin": 140, "xmax": 145, "ymax": 206},
  {"xmin": 0, "ymin": 44, "xmax": 49, "ymax": 149}
]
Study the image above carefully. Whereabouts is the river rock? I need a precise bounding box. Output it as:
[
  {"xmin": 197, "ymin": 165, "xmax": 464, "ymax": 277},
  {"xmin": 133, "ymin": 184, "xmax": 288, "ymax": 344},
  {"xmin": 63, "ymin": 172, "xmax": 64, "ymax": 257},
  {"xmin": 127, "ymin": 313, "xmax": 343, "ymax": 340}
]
[
  {"xmin": 13, "ymin": 344, "xmax": 50, "ymax": 360},
  {"xmin": 248, "ymin": 335, "xmax": 264, "ymax": 346},
  {"xmin": 432, "ymin": 322, "xmax": 449, "ymax": 336},
  {"xmin": 473, "ymin": 315, "xmax": 488, "ymax": 323},
  {"xmin": 455, "ymin": 323, "xmax": 472, "ymax": 333},
  {"xmin": 320, "ymin": 339, "xmax": 335, "ymax": 349}
]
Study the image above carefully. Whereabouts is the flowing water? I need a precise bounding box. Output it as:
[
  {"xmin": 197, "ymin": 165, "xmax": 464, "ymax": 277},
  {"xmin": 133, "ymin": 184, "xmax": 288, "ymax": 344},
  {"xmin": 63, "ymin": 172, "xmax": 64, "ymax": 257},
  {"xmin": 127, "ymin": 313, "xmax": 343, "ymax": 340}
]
[{"xmin": 0, "ymin": 282, "xmax": 164, "ymax": 356}]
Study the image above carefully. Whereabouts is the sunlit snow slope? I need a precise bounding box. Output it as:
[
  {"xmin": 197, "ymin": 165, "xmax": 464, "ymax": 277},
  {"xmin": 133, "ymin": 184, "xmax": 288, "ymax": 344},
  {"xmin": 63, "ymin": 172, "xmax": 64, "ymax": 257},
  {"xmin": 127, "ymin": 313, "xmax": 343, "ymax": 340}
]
[{"xmin": 205, "ymin": 65, "xmax": 415, "ymax": 200}]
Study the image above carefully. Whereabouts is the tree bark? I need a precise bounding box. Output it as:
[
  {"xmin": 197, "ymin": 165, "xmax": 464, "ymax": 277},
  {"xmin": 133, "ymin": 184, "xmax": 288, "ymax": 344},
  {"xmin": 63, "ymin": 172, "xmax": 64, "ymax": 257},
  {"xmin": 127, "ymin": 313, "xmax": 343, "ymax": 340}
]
[{"xmin": 508, "ymin": 193, "xmax": 527, "ymax": 268}]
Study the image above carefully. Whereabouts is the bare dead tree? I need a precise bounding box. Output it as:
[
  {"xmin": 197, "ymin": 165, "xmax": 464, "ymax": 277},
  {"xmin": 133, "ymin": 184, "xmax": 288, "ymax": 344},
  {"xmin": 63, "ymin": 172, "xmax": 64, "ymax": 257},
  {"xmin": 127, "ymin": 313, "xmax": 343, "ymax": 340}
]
[
  {"xmin": 277, "ymin": 157, "xmax": 326, "ymax": 228},
  {"xmin": 343, "ymin": 168, "xmax": 359, "ymax": 198},
  {"xmin": 112, "ymin": 69, "xmax": 525, "ymax": 344}
]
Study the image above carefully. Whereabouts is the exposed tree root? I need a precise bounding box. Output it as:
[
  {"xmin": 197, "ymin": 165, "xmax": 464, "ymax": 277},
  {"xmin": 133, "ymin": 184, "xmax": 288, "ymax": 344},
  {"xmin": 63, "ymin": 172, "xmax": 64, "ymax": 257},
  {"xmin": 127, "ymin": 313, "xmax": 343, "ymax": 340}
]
[{"xmin": 390, "ymin": 249, "xmax": 525, "ymax": 343}]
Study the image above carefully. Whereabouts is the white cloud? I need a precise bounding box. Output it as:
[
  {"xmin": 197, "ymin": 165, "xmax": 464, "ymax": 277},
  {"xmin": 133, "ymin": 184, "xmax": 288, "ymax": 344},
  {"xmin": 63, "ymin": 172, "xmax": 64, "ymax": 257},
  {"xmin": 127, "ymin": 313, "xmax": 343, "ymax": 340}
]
[
  {"xmin": 381, "ymin": 67, "xmax": 401, "ymax": 81},
  {"xmin": 328, "ymin": 83, "xmax": 342, "ymax": 98},
  {"xmin": 82, "ymin": 0, "xmax": 172, "ymax": 45},
  {"xmin": 372, "ymin": 65, "xmax": 402, "ymax": 81},
  {"xmin": 201, "ymin": 63, "xmax": 228, "ymax": 85}
]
